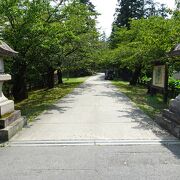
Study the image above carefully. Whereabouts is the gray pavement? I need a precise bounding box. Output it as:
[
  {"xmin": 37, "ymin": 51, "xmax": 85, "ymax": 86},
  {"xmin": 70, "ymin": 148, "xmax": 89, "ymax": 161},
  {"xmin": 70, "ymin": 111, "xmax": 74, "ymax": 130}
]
[
  {"xmin": 10, "ymin": 74, "xmax": 176, "ymax": 143},
  {"xmin": 0, "ymin": 145, "xmax": 180, "ymax": 180},
  {"xmin": 1, "ymin": 73, "xmax": 180, "ymax": 180}
]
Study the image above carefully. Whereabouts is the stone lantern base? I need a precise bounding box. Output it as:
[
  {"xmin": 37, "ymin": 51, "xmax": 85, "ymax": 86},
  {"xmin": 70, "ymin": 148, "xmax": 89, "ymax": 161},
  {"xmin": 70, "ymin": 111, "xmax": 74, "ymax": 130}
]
[
  {"xmin": 0, "ymin": 74, "xmax": 27, "ymax": 142},
  {"xmin": 155, "ymin": 95, "xmax": 180, "ymax": 138},
  {"xmin": 0, "ymin": 110, "xmax": 27, "ymax": 142}
]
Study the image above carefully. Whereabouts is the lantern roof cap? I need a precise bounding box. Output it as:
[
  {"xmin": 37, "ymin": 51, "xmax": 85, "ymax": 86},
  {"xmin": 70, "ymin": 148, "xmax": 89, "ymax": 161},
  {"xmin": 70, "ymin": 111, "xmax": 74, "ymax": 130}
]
[{"xmin": 0, "ymin": 40, "xmax": 18, "ymax": 57}]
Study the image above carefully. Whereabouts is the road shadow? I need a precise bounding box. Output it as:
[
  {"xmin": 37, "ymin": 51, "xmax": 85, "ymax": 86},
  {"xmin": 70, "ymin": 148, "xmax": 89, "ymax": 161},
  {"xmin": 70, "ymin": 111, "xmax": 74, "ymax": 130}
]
[
  {"xmin": 96, "ymin": 75, "xmax": 180, "ymax": 159},
  {"xmin": 94, "ymin": 89, "xmax": 135, "ymax": 107},
  {"xmin": 116, "ymin": 108, "xmax": 170, "ymax": 137},
  {"xmin": 163, "ymin": 144, "xmax": 180, "ymax": 159}
]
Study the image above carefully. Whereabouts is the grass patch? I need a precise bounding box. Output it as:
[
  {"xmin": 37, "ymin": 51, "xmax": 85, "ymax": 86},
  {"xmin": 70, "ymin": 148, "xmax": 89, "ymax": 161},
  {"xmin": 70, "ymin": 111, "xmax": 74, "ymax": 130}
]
[
  {"xmin": 112, "ymin": 80, "xmax": 168, "ymax": 119},
  {"xmin": 15, "ymin": 77, "xmax": 88, "ymax": 122}
]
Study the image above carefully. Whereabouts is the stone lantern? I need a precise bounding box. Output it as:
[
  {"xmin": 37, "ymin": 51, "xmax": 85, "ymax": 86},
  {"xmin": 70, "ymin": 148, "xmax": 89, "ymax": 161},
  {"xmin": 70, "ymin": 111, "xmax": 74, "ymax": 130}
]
[
  {"xmin": 0, "ymin": 41, "xmax": 26, "ymax": 142},
  {"xmin": 0, "ymin": 41, "xmax": 17, "ymax": 116}
]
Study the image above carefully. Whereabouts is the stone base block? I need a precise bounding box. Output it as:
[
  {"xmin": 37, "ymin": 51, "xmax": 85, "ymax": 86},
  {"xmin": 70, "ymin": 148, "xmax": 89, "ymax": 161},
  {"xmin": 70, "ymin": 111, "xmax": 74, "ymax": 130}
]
[
  {"xmin": 155, "ymin": 114, "xmax": 180, "ymax": 139},
  {"xmin": 0, "ymin": 117, "xmax": 27, "ymax": 142},
  {"xmin": 0, "ymin": 100, "xmax": 14, "ymax": 117},
  {"xmin": 169, "ymin": 98, "xmax": 180, "ymax": 116},
  {"xmin": 162, "ymin": 109, "xmax": 180, "ymax": 124},
  {"xmin": 0, "ymin": 110, "xmax": 21, "ymax": 129}
]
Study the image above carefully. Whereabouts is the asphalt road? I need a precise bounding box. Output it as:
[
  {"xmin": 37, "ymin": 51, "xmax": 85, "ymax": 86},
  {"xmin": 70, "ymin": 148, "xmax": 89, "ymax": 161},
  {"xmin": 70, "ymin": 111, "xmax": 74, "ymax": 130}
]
[
  {"xmin": 0, "ymin": 74, "xmax": 180, "ymax": 180},
  {"xmin": 0, "ymin": 144, "xmax": 180, "ymax": 180}
]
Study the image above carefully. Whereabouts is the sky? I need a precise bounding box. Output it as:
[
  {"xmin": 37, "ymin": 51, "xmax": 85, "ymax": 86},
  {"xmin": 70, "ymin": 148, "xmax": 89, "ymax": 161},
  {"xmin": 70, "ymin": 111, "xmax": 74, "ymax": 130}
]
[{"xmin": 90, "ymin": 0, "xmax": 176, "ymax": 37}]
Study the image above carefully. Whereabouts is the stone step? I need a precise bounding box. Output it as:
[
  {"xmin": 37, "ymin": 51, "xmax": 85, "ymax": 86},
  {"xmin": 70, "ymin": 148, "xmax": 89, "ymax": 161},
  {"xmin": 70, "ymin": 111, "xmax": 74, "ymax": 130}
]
[
  {"xmin": 162, "ymin": 109, "xmax": 180, "ymax": 124},
  {"xmin": 0, "ymin": 110, "xmax": 21, "ymax": 129},
  {"xmin": 9, "ymin": 139, "xmax": 180, "ymax": 147},
  {"xmin": 0, "ymin": 117, "xmax": 27, "ymax": 142},
  {"xmin": 155, "ymin": 115, "xmax": 180, "ymax": 139}
]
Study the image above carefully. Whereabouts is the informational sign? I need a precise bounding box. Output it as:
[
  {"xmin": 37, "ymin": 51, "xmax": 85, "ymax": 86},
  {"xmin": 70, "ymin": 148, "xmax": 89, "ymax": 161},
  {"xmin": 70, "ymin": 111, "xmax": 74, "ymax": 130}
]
[{"xmin": 152, "ymin": 65, "xmax": 166, "ymax": 88}]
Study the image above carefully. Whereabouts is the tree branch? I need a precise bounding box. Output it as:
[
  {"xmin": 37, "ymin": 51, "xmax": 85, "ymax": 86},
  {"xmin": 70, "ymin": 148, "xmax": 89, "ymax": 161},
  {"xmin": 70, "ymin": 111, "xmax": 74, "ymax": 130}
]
[
  {"xmin": 46, "ymin": 0, "xmax": 65, "ymax": 23},
  {"xmin": 64, "ymin": 47, "xmax": 79, "ymax": 57}
]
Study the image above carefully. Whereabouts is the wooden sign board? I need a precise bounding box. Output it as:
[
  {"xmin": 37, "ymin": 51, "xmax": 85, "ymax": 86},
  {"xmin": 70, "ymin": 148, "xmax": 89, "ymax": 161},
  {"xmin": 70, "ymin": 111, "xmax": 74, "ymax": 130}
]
[
  {"xmin": 152, "ymin": 65, "xmax": 166, "ymax": 88},
  {"xmin": 151, "ymin": 64, "xmax": 168, "ymax": 103}
]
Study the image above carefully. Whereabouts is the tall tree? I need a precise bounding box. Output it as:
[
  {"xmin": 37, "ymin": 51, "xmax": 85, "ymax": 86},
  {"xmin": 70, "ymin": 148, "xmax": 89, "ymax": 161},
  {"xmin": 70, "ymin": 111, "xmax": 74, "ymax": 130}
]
[
  {"xmin": 114, "ymin": 0, "xmax": 144, "ymax": 28},
  {"xmin": 79, "ymin": 0, "xmax": 95, "ymax": 12},
  {"xmin": 175, "ymin": 0, "xmax": 180, "ymax": 9},
  {"xmin": 144, "ymin": 0, "xmax": 157, "ymax": 17},
  {"xmin": 157, "ymin": 4, "xmax": 168, "ymax": 18},
  {"xmin": 59, "ymin": 0, "xmax": 99, "ymax": 77},
  {"xmin": 109, "ymin": 0, "xmax": 170, "ymax": 84},
  {"xmin": 110, "ymin": 0, "xmax": 144, "ymax": 48}
]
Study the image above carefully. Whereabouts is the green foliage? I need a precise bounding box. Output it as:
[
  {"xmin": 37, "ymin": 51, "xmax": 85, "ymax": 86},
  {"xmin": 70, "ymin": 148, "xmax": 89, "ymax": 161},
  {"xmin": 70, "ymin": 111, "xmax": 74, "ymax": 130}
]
[
  {"xmin": 110, "ymin": 0, "xmax": 170, "ymax": 50},
  {"xmin": 169, "ymin": 77, "xmax": 180, "ymax": 89},
  {"xmin": 113, "ymin": 0, "xmax": 169, "ymax": 30},
  {"xmin": 114, "ymin": 0, "xmax": 144, "ymax": 28},
  {"xmin": 79, "ymin": 0, "xmax": 95, "ymax": 12},
  {"xmin": 105, "ymin": 14, "xmax": 180, "ymax": 85},
  {"xmin": 141, "ymin": 76, "xmax": 152, "ymax": 84},
  {"xmin": 175, "ymin": 0, "xmax": 180, "ymax": 9},
  {"xmin": 0, "ymin": 0, "xmax": 99, "ymax": 100}
]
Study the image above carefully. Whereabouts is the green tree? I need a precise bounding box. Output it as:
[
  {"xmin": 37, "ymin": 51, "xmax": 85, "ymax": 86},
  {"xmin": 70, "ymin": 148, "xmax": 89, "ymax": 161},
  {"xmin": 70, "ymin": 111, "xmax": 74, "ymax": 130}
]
[
  {"xmin": 114, "ymin": 0, "xmax": 144, "ymax": 28},
  {"xmin": 110, "ymin": 0, "xmax": 144, "ymax": 49},
  {"xmin": 106, "ymin": 14, "xmax": 180, "ymax": 85},
  {"xmin": 175, "ymin": 0, "xmax": 180, "ymax": 9},
  {"xmin": 0, "ymin": 0, "xmax": 99, "ymax": 100},
  {"xmin": 79, "ymin": 0, "xmax": 95, "ymax": 11},
  {"xmin": 0, "ymin": 0, "xmax": 54, "ymax": 100},
  {"xmin": 59, "ymin": 1, "xmax": 99, "ymax": 77},
  {"xmin": 157, "ymin": 4, "xmax": 168, "ymax": 18}
]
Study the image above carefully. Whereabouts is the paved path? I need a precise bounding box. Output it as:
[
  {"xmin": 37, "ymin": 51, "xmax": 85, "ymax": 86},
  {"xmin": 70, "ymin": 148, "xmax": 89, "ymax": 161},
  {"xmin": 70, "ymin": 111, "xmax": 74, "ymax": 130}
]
[{"xmin": 11, "ymin": 73, "xmax": 176, "ymax": 144}]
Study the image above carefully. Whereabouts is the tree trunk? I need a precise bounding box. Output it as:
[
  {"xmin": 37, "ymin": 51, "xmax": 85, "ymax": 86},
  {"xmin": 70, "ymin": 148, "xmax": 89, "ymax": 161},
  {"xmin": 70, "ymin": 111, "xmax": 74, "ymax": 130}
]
[
  {"xmin": 130, "ymin": 66, "xmax": 142, "ymax": 85},
  {"xmin": 12, "ymin": 65, "xmax": 28, "ymax": 102},
  {"xmin": 57, "ymin": 69, "xmax": 63, "ymax": 84},
  {"xmin": 47, "ymin": 67, "xmax": 55, "ymax": 89}
]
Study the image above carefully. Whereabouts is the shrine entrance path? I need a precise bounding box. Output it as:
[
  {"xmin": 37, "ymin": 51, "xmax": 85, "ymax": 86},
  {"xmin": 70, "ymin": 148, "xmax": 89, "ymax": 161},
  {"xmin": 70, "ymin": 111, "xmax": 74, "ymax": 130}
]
[{"xmin": 10, "ymin": 73, "xmax": 177, "ymax": 145}]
